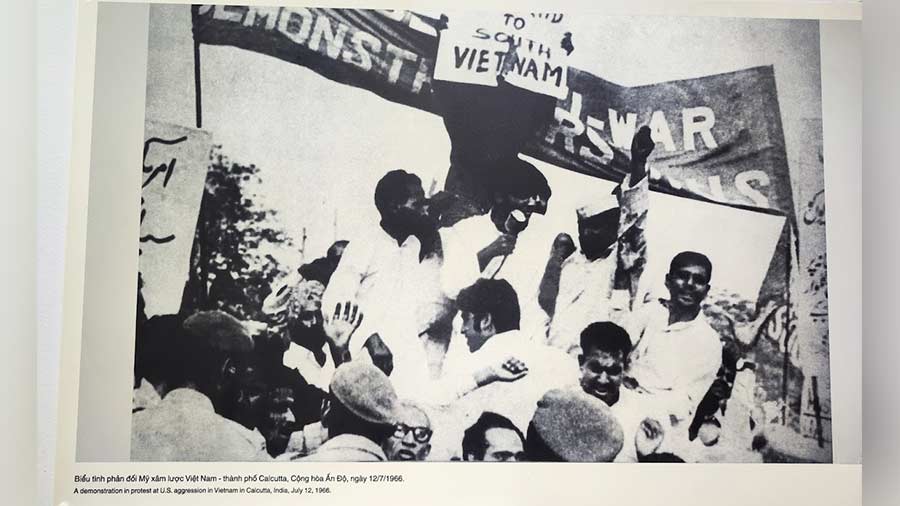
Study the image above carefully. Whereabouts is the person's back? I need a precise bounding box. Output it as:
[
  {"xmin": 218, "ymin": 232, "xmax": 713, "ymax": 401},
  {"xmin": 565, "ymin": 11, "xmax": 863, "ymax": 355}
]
[
  {"xmin": 131, "ymin": 388, "xmax": 268, "ymax": 461},
  {"xmin": 130, "ymin": 310, "xmax": 269, "ymax": 462},
  {"xmin": 299, "ymin": 361, "xmax": 401, "ymax": 462},
  {"xmin": 300, "ymin": 433, "xmax": 387, "ymax": 462}
]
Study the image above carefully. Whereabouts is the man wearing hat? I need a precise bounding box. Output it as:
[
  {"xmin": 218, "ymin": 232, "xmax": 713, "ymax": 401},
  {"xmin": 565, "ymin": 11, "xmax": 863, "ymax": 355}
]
[
  {"xmin": 524, "ymin": 388, "xmax": 624, "ymax": 462},
  {"xmin": 131, "ymin": 311, "xmax": 270, "ymax": 461},
  {"xmin": 539, "ymin": 125, "xmax": 655, "ymax": 355},
  {"xmin": 303, "ymin": 361, "xmax": 403, "ymax": 462}
]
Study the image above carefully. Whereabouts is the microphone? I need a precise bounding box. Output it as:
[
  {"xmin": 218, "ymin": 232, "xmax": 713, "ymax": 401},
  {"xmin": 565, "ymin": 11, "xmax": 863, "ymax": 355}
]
[{"xmin": 504, "ymin": 209, "xmax": 529, "ymax": 235}]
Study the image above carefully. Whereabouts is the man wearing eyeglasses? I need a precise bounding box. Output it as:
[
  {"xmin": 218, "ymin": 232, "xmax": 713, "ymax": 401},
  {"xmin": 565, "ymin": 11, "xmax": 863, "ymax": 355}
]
[{"xmin": 382, "ymin": 401, "xmax": 433, "ymax": 462}]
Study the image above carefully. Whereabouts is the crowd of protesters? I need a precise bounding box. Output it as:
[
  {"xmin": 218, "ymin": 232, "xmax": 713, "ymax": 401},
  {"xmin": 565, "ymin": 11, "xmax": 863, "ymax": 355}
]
[{"xmin": 131, "ymin": 124, "xmax": 766, "ymax": 463}]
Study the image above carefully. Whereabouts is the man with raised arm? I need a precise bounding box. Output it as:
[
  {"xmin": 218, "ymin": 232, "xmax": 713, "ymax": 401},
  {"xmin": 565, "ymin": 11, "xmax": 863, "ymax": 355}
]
[{"xmin": 538, "ymin": 126, "xmax": 655, "ymax": 355}]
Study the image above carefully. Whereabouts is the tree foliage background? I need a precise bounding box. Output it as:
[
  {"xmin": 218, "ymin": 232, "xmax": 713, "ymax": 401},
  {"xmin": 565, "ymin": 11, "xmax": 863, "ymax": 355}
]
[{"xmin": 181, "ymin": 145, "xmax": 294, "ymax": 323}]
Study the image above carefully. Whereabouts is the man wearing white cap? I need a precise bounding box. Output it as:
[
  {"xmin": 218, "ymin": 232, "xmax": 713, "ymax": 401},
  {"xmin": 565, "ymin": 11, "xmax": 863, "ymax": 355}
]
[{"xmin": 539, "ymin": 126, "xmax": 656, "ymax": 355}]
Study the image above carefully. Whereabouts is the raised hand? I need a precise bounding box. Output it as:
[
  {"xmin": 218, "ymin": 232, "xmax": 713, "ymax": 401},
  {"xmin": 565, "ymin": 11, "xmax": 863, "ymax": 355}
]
[
  {"xmin": 635, "ymin": 417, "xmax": 665, "ymax": 458},
  {"xmin": 495, "ymin": 356, "xmax": 529, "ymax": 382},
  {"xmin": 323, "ymin": 301, "xmax": 363, "ymax": 351},
  {"xmin": 550, "ymin": 232, "xmax": 577, "ymax": 262},
  {"xmin": 631, "ymin": 125, "xmax": 656, "ymax": 163},
  {"xmin": 474, "ymin": 356, "xmax": 529, "ymax": 387}
]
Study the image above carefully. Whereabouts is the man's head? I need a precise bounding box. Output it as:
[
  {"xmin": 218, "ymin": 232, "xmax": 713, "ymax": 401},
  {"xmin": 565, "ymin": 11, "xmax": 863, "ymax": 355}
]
[
  {"xmin": 462, "ymin": 412, "xmax": 525, "ymax": 462},
  {"xmin": 577, "ymin": 206, "xmax": 620, "ymax": 260},
  {"xmin": 490, "ymin": 159, "xmax": 551, "ymax": 232},
  {"xmin": 322, "ymin": 361, "xmax": 402, "ymax": 445},
  {"xmin": 578, "ymin": 322, "xmax": 632, "ymax": 406},
  {"xmin": 382, "ymin": 401, "xmax": 433, "ymax": 461},
  {"xmin": 525, "ymin": 389, "xmax": 624, "ymax": 462},
  {"xmin": 456, "ymin": 279, "xmax": 520, "ymax": 352},
  {"xmin": 289, "ymin": 277, "xmax": 326, "ymax": 316},
  {"xmin": 374, "ymin": 170, "xmax": 434, "ymax": 238},
  {"xmin": 299, "ymin": 256, "xmax": 338, "ymax": 289},
  {"xmin": 665, "ymin": 251, "xmax": 712, "ymax": 311},
  {"xmin": 176, "ymin": 311, "xmax": 254, "ymax": 410},
  {"xmin": 221, "ymin": 359, "xmax": 266, "ymax": 431}
]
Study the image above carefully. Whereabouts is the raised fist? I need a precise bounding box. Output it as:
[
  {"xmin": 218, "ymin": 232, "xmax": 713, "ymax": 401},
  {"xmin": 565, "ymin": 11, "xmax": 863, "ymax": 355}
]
[
  {"xmin": 551, "ymin": 232, "xmax": 577, "ymax": 261},
  {"xmin": 631, "ymin": 125, "xmax": 656, "ymax": 163}
]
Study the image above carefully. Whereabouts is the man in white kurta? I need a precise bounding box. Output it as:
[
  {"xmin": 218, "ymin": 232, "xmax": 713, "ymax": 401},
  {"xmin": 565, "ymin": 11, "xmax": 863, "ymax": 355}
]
[
  {"xmin": 544, "ymin": 172, "xmax": 648, "ymax": 355},
  {"xmin": 540, "ymin": 125, "xmax": 655, "ymax": 355},
  {"xmin": 421, "ymin": 278, "xmax": 576, "ymax": 460},
  {"xmin": 322, "ymin": 170, "xmax": 450, "ymax": 393},
  {"xmin": 439, "ymin": 158, "xmax": 554, "ymax": 337},
  {"xmin": 626, "ymin": 252, "xmax": 723, "ymax": 425}
]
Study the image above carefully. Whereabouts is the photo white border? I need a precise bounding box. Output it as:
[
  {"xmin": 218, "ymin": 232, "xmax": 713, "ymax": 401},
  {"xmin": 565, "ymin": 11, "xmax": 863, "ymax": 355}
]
[{"xmin": 54, "ymin": 1, "xmax": 862, "ymax": 504}]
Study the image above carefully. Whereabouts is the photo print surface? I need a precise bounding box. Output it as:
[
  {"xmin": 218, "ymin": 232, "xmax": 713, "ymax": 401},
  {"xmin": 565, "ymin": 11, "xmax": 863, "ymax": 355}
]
[{"xmin": 132, "ymin": 4, "xmax": 832, "ymax": 463}]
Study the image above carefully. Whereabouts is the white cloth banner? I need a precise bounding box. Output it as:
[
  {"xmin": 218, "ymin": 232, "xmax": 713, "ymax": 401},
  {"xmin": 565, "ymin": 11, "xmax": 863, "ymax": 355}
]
[{"xmin": 140, "ymin": 120, "xmax": 211, "ymax": 317}]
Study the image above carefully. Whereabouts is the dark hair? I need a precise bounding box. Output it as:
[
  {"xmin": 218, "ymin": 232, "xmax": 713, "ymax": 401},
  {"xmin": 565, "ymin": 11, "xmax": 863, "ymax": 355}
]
[
  {"xmin": 579, "ymin": 322, "xmax": 633, "ymax": 360},
  {"xmin": 669, "ymin": 251, "xmax": 713, "ymax": 282},
  {"xmin": 639, "ymin": 452, "xmax": 685, "ymax": 463},
  {"xmin": 326, "ymin": 240, "xmax": 349, "ymax": 260},
  {"xmin": 462, "ymin": 411, "xmax": 524, "ymax": 460},
  {"xmin": 374, "ymin": 170, "xmax": 422, "ymax": 216},
  {"xmin": 456, "ymin": 279, "xmax": 521, "ymax": 333},
  {"xmin": 492, "ymin": 158, "xmax": 551, "ymax": 201},
  {"xmin": 524, "ymin": 422, "xmax": 563, "ymax": 462},
  {"xmin": 298, "ymin": 257, "xmax": 337, "ymax": 286},
  {"xmin": 134, "ymin": 314, "xmax": 184, "ymax": 388}
]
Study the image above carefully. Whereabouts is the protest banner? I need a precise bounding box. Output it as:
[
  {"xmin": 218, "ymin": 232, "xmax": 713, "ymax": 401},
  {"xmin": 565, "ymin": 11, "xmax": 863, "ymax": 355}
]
[
  {"xmin": 191, "ymin": 5, "xmax": 795, "ymax": 218},
  {"xmin": 140, "ymin": 120, "xmax": 212, "ymax": 317}
]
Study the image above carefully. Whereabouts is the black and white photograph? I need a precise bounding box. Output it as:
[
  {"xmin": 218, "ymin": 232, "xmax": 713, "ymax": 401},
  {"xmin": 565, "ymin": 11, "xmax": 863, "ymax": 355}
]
[{"xmin": 131, "ymin": 4, "xmax": 833, "ymax": 464}]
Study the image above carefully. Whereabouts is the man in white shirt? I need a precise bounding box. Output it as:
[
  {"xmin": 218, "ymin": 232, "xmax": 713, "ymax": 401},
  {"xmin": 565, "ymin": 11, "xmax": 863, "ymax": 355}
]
[
  {"xmin": 322, "ymin": 169, "xmax": 449, "ymax": 384},
  {"xmin": 426, "ymin": 278, "xmax": 576, "ymax": 459},
  {"xmin": 574, "ymin": 320, "xmax": 675, "ymax": 462},
  {"xmin": 627, "ymin": 251, "xmax": 723, "ymax": 427},
  {"xmin": 439, "ymin": 159, "xmax": 553, "ymax": 336},
  {"xmin": 539, "ymin": 125, "xmax": 655, "ymax": 355}
]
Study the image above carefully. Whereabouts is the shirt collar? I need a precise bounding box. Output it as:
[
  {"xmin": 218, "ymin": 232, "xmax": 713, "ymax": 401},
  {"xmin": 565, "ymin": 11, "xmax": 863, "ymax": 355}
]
[{"xmin": 656, "ymin": 299, "xmax": 705, "ymax": 332}]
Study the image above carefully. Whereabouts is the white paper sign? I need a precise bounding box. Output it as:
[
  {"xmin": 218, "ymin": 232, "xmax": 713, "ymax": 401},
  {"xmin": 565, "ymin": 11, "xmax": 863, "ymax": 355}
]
[
  {"xmin": 434, "ymin": 11, "xmax": 571, "ymax": 98},
  {"xmin": 140, "ymin": 120, "xmax": 212, "ymax": 317}
]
